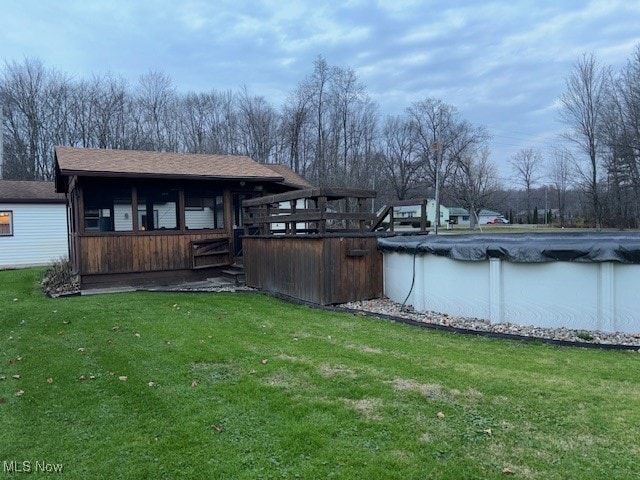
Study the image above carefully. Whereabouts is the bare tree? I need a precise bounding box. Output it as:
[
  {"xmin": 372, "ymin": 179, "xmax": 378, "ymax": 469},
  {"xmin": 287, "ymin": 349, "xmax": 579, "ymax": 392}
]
[
  {"xmin": 0, "ymin": 58, "xmax": 71, "ymax": 179},
  {"xmin": 450, "ymin": 146, "xmax": 502, "ymax": 229},
  {"xmin": 236, "ymin": 86, "xmax": 277, "ymax": 163},
  {"xmin": 306, "ymin": 56, "xmax": 336, "ymax": 185},
  {"xmin": 135, "ymin": 70, "xmax": 178, "ymax": 151},
  {"xmin": 279, "ymin": 85, "xmax": 312, "ymax": 174},
  {"xmin": 559, "ymin": 53, "xmax": 611, "ymax": 229},
  {"xmin": 379, "ymin": 115, "xmax": 421, "ymax": 199},
  {"xmin": 407, "ymin": 98, "xmax": 486, "ymax": 228},
  {"xmin": 510, "ymin": 147, "xmax": 542, "ymax": 223},
  {"xmin": 549, "ymin": 149, "xmax": 573, "ymax": 227}
]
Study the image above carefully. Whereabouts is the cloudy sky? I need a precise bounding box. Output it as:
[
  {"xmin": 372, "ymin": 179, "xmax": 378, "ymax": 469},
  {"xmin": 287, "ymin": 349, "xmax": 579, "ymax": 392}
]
[{"xmin": 2, "ymin": 0, "xmax": 639, "ymax": 177}]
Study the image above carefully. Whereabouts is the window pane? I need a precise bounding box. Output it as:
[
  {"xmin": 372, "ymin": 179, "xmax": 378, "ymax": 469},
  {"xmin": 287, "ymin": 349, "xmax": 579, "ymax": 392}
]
[
  {"xmin": 84, "ymin": 186, "xmax": 132, "ymax": 232},
  {"xmin": 185, "ymin": 187, "xmax": 224, "ymax": 230},
  {"xmin": 138, "ymin": 186, "xmax": 179, "ymax": 231},
  {"xmin": 0, "ymin": 211, "xmax": 13, "ymax": 236}
]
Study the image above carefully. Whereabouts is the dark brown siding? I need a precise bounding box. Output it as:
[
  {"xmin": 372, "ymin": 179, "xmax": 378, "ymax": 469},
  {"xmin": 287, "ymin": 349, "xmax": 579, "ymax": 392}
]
[
  {"xmin": 244, "ymin": 235, "xmax": 382, "ymax": 305},
  {"xmin": 78, "ymin": 232, "xmax": 231, "ymax": 276}
]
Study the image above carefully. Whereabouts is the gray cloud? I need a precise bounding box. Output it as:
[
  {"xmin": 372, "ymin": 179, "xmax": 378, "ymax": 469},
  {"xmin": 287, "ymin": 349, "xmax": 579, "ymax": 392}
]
[{"xmin": 2, "ymin": 0, "xmax": 639, "ymax": 175}]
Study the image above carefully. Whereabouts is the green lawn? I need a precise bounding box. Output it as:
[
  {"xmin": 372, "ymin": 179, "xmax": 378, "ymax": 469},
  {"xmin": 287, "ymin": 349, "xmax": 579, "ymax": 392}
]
[{"xmin": 2, "ymin": 268, "xmax": 640, "ymax": 479}]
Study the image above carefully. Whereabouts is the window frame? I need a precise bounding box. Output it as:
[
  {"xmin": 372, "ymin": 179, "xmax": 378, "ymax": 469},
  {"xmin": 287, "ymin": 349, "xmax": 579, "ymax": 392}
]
[{"xmin": 0, "ymin": 210, "xmax": 14, "ymax": 237}]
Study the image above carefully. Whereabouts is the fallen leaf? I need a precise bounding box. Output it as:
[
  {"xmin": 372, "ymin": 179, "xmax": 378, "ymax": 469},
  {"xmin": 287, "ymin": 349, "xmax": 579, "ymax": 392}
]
[
  {"xmin": 191, "ymin": 379, "xmax": 199, "ymax": 387},
  {"xmin": 148, "ymin": 381, "xmax": 157, "ymax": 387},
  {"xmin": 89, "ymin": 375, "xmax": 96, "ymax": 380},
  {"xmin": 47, "ymin": 378, "xmax": 53, "ymax": 384},
  {"xmin": 112, "ymin": 326, "xmax": 120, "ymax": 331},
  {"xmin": 165, "ymin": 341, "xmax": 172, "ymax": 345},
  {"xmin": 108, "ymin": 371, "xmax": 115, "ymax": 376},
  {"xmin": 0, "ymin": 375, "xmax": 6, "ymax": 381},
  {"xmin": 437, "ymin": 411, "xmax": 445, "ymax": 420},
  {"xmin": 12, "ymin": 375, "xmax": 20, "ymax": 380},
  {"xmin": 13, "ymin": 298, "xmax": 18, "ymax": 302},
  {"xmin": 16, "ymin": 356, "xmax": 22, "ymax": 361},
  {"xmin": 119, "ymin": 376, "xmax": 128, "ymax": 381},
  {"xmin": 79, "ymin": 375, "xmax": 86, "ymax": 381},
  {"xmin": 134, "ymin": 333, "xmax": 141, "ymax": 338},
  {"xmin": 210, "ymin": 424, "xmax": 224, "ymax": 433},
  {"xmin": 15, "ymin": 390, "xmax": 24, "ymax": 397},
  {"xmin": 261, "ymin": 359, "xmax": 268, "ymax": 365},
  {"xmin": 77, "ymin": 347, "xmax": 85, "ymax": 353},
  {"xmin": 502, "ymin": 466, "xmax": 513, "ymax": 475},
  {"xmin": 483, "ymin": 428, "xmax": 492, "ymax": 436}
]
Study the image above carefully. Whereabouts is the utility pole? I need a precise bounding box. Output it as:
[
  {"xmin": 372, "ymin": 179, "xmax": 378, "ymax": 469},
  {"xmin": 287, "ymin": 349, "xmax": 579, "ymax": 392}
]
[
  {"xmin": 433, "ymin": 142, "xmax": 441, "ymax": 235},
  {"xmin": 544, "ymin": 185, "xmax": 548, "ymax": 225}
]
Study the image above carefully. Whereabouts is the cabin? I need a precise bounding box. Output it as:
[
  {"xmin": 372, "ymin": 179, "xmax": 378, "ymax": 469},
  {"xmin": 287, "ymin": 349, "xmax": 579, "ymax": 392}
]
[
  {"xmin": 54, "ymin": 147, "xmax": 312, "ymax": 288},
  {"xmin": 0, "ymin": 180, "xmax": 68, "ymax": 269}
]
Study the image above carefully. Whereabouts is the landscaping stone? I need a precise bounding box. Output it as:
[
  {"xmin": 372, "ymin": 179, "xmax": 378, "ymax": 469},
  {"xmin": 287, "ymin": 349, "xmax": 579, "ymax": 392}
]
[{"xmin": 338, "ymin": 298, "xmax": 640, "ymax": 348}]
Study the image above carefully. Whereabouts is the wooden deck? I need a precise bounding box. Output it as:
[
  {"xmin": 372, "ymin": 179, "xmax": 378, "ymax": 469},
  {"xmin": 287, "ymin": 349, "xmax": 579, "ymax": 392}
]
[
  {"xmin": 242, "ymin": 188, "xmax": 384, "ymax": 305},
  {"xmin": 244, "ymin": 235, "xmax": 382, "ymax": 305}
]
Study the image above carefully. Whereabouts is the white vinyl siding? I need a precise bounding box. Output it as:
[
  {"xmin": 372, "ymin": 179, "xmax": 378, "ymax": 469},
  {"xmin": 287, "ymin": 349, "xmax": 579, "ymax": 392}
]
[{"xmin": 0, "ymin": 203, "xmax": 68, "ymax": 268}]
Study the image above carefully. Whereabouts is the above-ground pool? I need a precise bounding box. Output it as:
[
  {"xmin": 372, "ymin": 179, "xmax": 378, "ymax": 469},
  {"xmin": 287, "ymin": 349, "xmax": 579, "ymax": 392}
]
[{"xmin": 379, "ymin": 233, "xmax": 640, "ymax": 334}]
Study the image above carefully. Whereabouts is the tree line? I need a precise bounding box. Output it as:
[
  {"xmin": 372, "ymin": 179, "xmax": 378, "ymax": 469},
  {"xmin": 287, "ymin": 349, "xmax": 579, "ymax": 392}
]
[
  {"xmin": 512, "ymin": 45, "xmax": 640, "ymax": 229},
  {"xmin": 2, "ymin": 48, "xmax": 640, "ymax": 228}
]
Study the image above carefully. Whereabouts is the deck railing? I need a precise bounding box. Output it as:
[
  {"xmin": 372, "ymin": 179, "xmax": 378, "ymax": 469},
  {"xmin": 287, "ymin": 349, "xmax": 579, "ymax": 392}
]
[
  {"xmin": 242, "ymin": 188, "xmax": 377, "ymax": 235},
  {"xmin": 371, "ymin": 198, "xmax": 431, "ymax": 232}
]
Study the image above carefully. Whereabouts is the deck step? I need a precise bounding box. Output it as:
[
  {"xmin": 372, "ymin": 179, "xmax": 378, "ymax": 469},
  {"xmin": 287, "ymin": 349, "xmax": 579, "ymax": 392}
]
[{"xmin": 221, "ymin": 267, "xmax": 245, "ymax": 286}]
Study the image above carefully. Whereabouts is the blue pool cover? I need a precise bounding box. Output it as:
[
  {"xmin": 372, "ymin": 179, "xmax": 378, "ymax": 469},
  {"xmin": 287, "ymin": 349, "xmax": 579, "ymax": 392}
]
[{"xmin": 377, "ymin": 232, "xmax": 640, "ymax": 263}]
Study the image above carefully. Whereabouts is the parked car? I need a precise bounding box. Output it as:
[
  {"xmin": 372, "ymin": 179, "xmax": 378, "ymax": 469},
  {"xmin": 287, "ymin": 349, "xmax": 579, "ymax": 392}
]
[{"xmin": 487, "ymin": 217, "xmax": 509, "ymax": 224}]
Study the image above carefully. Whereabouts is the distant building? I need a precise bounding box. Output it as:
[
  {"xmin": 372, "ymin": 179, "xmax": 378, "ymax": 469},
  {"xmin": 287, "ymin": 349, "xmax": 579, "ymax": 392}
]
[
  {"xmin": 384, "ymin": 199, "xmax": 450, "ymax": 225},
  {"xmin": 0, "ymin": 180, "xmax": 68, "ymax": 269},
  {"xmin": 448, "ymin": 208, "xmax": 504, "ymax": 225}
]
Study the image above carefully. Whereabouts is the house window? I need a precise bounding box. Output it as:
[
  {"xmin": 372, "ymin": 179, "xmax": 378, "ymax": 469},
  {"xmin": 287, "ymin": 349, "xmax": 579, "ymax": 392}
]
[
  {"xmin": 84, "ymin": 186, "xmax": 133, "ymax": 232},
  {"xmin": 0, "ymin": 211, "xmax": 13, "ymax": 236},
  {"xmin": 137, "ymin": 186, "xmax": 179, "ymax": 231},
  {"xmin": 185, "ymin": 187, "xmax": 224, "ymax": 230}
]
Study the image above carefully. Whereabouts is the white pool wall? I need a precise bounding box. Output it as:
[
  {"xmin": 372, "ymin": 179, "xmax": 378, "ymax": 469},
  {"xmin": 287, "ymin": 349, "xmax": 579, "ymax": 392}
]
[{"xmin": 383, "ymin": 251, "xmax": 640, "ymax": 334}]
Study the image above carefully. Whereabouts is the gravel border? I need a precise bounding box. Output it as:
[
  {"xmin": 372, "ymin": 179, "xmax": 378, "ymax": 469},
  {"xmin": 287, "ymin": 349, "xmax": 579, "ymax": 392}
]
[{"xmin": 337, "ymin": 298, "xmax": 640, "ymax": 349}]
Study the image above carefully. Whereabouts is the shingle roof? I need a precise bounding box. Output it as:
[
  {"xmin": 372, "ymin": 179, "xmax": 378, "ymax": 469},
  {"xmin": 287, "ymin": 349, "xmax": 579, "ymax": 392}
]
[
  {"xmin": 54, "ymin": 147, "xmax": 285, "ymax": 182},
  {"xmin": 0, "ymin": 180, "xmax": 66, "ymax": 203},
  {"xmin": 263, "ymin": 164, "xmax": 314, "ymax": 189}
]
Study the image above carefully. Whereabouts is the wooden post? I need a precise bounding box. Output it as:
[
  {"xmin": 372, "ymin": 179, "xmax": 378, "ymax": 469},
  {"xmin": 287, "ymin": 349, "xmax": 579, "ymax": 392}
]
[
  {"xmin": 290, "ymin": 199, "xmax": 297, "ymax": 235},
  {"xmin": 358, "ymin": 198, "xmax": 366, "ymax": 232},
  {"xmin": 318, "ymin": 196, "xmax": 327, "ymax": 234},
  {"xmin": 132, "ymin": 186, "xmax": 139, "ymax": 232},
  {"xmin": 420, "ymin": 200, "xmax": 427, "ymax": 231}
]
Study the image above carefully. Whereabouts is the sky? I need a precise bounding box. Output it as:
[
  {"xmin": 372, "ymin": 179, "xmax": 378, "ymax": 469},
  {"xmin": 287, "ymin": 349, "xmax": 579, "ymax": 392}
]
[{"xmin": 2, "ymin": 0, "xmax": 640, "ymax": 179}]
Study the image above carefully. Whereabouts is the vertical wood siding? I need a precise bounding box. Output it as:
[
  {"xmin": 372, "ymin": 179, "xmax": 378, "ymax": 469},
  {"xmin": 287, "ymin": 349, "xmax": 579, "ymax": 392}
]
[
  {"xmin": 78, "ymin": 233, "xmax": 230, "ymax": 275},
  {"xmin": 244, "ymin": 236, "xmax": 382, "ymax": 305}
]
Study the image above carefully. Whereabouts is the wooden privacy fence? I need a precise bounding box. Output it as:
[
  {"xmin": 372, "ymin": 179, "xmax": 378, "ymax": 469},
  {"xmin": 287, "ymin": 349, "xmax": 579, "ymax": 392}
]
[{"xmin": 241, "ymin": 188, "xmax": 384, "ymax": 305}]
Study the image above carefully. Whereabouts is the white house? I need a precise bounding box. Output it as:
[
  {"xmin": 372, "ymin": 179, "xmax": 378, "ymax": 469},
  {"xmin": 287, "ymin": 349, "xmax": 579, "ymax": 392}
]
[
  {"xmin": 386, "ymin": 199, "xmax": 450, "ymax": 226},
  {"xmin": 448, "ymin": 208, "xmax": 505, "ymax": 226},
  {"xmin": 0, "ymin": 180, "xmax": 68, "ymax": 269}
]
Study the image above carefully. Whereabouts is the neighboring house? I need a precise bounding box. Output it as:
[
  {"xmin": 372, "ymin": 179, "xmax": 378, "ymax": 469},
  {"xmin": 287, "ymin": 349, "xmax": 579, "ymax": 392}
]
[
  {"xmin": 393, "ymin": 200, "xmax": 450, "ymax": 225},
  {"xmin": 0, "ymin": 180, "xmax": 68, "ymax": 269},
  {"xmin": 54, "ymin": 147, "xmax": 311, "ymax": 288},
  {"xmin": 449, "ymin": 208, "xmax": 504, "ymax": 225}
]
